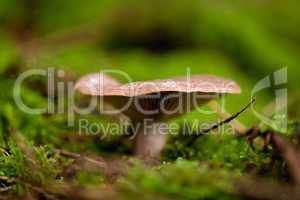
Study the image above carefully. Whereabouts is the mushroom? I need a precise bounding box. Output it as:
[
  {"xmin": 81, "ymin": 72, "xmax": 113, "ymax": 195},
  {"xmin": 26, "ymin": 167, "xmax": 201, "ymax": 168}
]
[{"xmin": 75, "ymin": 72, "xmax": 241, "ymax": 159}]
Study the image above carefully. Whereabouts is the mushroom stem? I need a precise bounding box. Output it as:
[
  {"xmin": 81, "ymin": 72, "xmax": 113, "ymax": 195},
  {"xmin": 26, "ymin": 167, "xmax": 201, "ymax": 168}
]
[{"xmin": 134, "ymin": 120, "xmax": 167, "ymax": 159}]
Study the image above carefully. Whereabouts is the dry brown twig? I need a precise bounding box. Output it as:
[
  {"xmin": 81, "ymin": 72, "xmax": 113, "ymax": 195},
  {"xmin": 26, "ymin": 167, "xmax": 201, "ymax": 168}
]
[
  {"xmin": 45, "ymin": 184, "xmax": 116, "ymax": 200},
  {"xmin": 56, "ymin": 149, "xmax": 128, "ymax": 182},
  {"xmin": 23, "ymin": 182, "xmax": 59, "ymax": 200},
  {"xmin": 198, "ymin": 98, "xmax": 255, "ymax": 136},
  {"xmin": 207, "ymin": 100, "xmax": 248, "ymax": 134},
  {"xmin": 55, "ymin": 149, "xmax": 107, "ymax": 170}
]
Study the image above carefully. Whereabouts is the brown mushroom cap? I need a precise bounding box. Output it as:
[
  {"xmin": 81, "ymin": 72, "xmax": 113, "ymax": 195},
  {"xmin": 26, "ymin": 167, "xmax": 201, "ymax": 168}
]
[
  {"xmin": 75, "ymin": 73, "xmax": 241, "ymax": 97},
  {"xmin": 75, "ymin": 72, "xmax": 241, "ymax": 121},
  {"xmin": 75, "ymin": 72, "xmax": 241, "ymax": 158}
]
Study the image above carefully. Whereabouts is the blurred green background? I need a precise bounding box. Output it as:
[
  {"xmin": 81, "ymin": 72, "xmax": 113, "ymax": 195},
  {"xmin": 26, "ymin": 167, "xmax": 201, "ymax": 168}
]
[
  {"xmin": 0, "ymin": 0, "xmax": 299, "ymax": 147},
  {"xmin": 1, "ymin": 1, "xmax": 300, "ymax": 199}
]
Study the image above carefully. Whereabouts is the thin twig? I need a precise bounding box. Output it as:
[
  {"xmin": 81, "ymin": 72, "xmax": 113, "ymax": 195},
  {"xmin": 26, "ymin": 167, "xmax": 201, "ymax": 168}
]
[
  {"xmin": 48, "ymin": 184, "xmax": 116, "ymax": 200},
  {"xmin": 0, "ymin": 148, "xmax": 9, "ymax": 156},
  {"xmin": 199, "ymin": 98, "xmax": 255, "ymax": 135},
  {"xmin": 0, "ymin": 176, "xmax": 15, "ymax": 183},
  {"xmin": 0, "ymin": 186, "xmax": 13, "ymax": 193},
  {"xmin": 24, "ymin": 183, "xmax": 59, "ymax": 200},
  {"xmin": 207, "ymin": 100, "xmax": 248, "ymax": 134},
  {"xmin": 186, "ymin": 99, "xmax": 255, "ymax": 146},
  {"xmin": 55, "ymin": 149, "xmax": 107, "ymax": 170}
]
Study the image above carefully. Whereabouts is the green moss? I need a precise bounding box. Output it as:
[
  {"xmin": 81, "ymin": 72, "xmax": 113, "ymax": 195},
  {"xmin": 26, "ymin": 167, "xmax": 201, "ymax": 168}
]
[
  {"xmin": 0, "ymin": 140, "xmax": 64, "ymax": 193},
  {"xmin": 163, "ymin": 132, "xmax": 273, "ymax": 173},
  {"xmin": 0, "ymin": 1, "xmax": 300, "ymax": 198},
  {"xmin": 118, "ymin": 159, "xmax": 242, "ymax": 200}
]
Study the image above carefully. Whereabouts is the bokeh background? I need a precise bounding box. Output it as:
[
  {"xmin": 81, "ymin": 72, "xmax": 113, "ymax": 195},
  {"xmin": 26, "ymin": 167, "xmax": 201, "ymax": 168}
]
[
  {"xmin": 1, "ymin": 0, "xmax": 299, "ymax": 143},
  {"xmin": 0, "ymin": 1, "xmax": 300, "ymax": 199}
]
